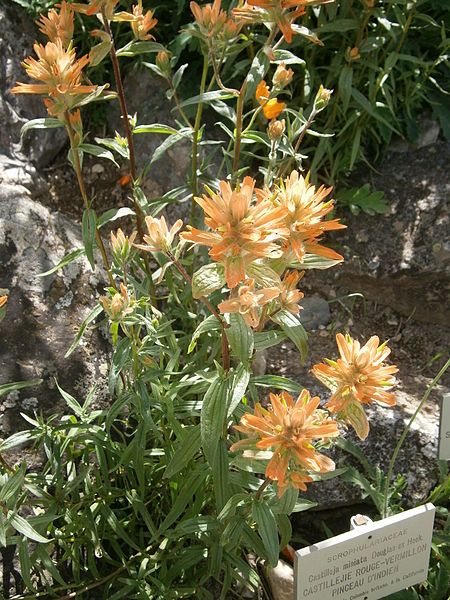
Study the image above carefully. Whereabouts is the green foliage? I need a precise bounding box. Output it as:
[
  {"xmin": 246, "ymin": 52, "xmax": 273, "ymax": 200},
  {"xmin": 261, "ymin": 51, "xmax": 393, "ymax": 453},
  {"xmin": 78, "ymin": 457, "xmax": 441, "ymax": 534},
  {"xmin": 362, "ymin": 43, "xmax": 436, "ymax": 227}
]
[{"xmin": 335, "ymin": 184, "xmax": 388, "ymax": 216}]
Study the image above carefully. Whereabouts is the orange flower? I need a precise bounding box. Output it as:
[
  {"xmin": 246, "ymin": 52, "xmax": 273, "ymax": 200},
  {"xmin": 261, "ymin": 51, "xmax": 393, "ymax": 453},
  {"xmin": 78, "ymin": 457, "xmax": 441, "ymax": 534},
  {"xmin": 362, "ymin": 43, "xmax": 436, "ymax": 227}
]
[
  {"xmin": 100, "ymin": 283, "xmax": 134, "ymax": 321},
  {"xmin": 234, "ymin": 0, "xmax": 333, "ymax": 44},
  {"xmin": 312, "ymin": 334, "xmax": 398, "ymax": 440},
  {"xmin": 255, "ymin": 80, "xmax": 286, "ymax": 120},
  {"xmin": 276, "ymin": 170, "xmax": 346, "ymax": 263},
  {"xmin": 279, "ymin": 270, "xmax": 304, "ymax": 314},
  {"xmin": 190, "ymin": 0, "xmax": 240, "ymax": 39},
  {"xmin": 218, "ymin": 278, "xmax": 279, "ymax": 328},
  {"xmin": 231, "ymin": 390, "xmax": 339, "ymax": 496},
  {"xmin": 71, "ymin": 0, "xmax": 119, "ymax": 20},
  {"xmin": 37, "ymin": 1, "xmax": 74, "ymax": 48},
  {"xmin": 272, "ymin": 62, "xmax": 294, "ymax": 88},
  {"xmin": 181, "ymin": 177, "xmax": 288, "ymax": 288},
  {"xmin": 11, "ymin": 40, "xmax": 96, "ymax": 118},
  {"xmin": 110, "ymin": 228, "xmax": 137, "ymax": 260},
  {"xmin": 114, "ymin": 1, "xmax": 158, "ymax": 40},
  {"xmin": 135, "ymin": 216, "xmax": 183, "ymax": 253}
]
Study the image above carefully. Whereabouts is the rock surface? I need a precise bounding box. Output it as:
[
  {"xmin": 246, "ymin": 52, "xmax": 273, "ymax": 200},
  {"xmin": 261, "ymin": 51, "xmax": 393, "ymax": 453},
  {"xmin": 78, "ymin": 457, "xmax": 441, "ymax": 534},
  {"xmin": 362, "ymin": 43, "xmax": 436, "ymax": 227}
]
[
  {"xmin": 267, "ymin": 561, "xmax": 294, "ymax": 600},
  {"xmin": 0, "ymin": 3, "xmax": 67, "ymax": 166},
  {"xmin": 0, "ymin": 154, "xmax": 109, "ymax": 437}
]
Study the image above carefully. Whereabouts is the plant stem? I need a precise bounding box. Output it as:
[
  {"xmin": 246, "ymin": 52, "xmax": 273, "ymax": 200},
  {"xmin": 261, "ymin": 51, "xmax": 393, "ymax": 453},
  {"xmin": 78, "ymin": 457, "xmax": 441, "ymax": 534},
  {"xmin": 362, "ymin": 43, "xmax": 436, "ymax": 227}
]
[
  {"xmin": 101, "ymin": 14, "xmax": 146, "ymax": 239},
  {"xmin": 190, "ymin": 54, "xmax": 209, "ymax": 226},
  {"xmin": 382, "ymin": 357, "xmax": 450, "ymax": 518},
  {"xmin": 255, "ymin": 477, "xmax": 272, "ymax": 500},
  {"xmin": 64, "ymin": 112, "xmax": 116, "ymax": 289},
  {"xmin": 232, "ymin": 80, "xmax": 248, "ymax": 178},
  {"xmin": 279, "ymin": 106, "xmax": 318, "ymax": 179}
]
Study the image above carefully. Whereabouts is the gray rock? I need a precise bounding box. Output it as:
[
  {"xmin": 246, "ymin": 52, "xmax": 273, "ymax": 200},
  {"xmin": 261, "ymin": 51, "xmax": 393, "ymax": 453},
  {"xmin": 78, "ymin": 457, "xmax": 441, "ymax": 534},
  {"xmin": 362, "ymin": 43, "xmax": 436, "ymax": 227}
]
[
  {"xmin": 267, "ymin": 560, "xmax": 294, "ymax": 600},
  {"xmin": 299, "ymin": 297, "xmax": 330, "ymax": 330},
  {"xmin": 0, "ymin": 2, "xmax": 67, "ymax": 166},
  {"xmin": 0, "ymin": 154, "xmax": 109, "ymax": 437}
]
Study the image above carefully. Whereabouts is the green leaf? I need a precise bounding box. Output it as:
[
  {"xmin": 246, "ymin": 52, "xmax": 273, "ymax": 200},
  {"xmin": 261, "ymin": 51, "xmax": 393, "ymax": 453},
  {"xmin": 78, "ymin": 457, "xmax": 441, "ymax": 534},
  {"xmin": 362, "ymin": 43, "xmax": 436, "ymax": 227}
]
[
  {"xmin": 188, "ymin": 315, "xmax": 221, "ymax": 353},
  {"xmin": 79, "ymin": 143, "xmax": 118, "ymax": 166},
  {"xmin": 252, "ymin": 502, "xmax": 279, "ymax": 567},
  {"xmin": 97, "ymin": 207, "xmax": 135, "ymax": 229},
  {"xmin": 116, "ymin": 40, "xmax": 166, "ymax": 56},
  {"xmin": 227, "ymin": 364, "xmax": 250, "ymax": 417},
  {"xmin": 338, "ymin": 66, "xmax": 353, "ymax": 112},
  {"xmin": 251, "ymin": 375, "xmax": 303, "ymax": 394},
  {"xmin": 1, "ymin": 465, "xmax": 25, "ymax": 503},
  {"xmin": 292, "ymin": 498, "xmax": 318, "ymax": 513},
  {"xmin": 164, "ymin": 424, "xmax": 202, "ymax": 478},
  {"xmin": 192, "ymin": 263, "xmax": 225, "ymax": 299},
  {"xmin": 82, "ymin": 208, "xmax": 97, "ymax": 270},
  {"xmin": 178, "ymin": 90, "xmax": 236, "ymax": 109},
  {"xmin": 226, "ymin": 313, "xmax": 254, "ymax": 365},
  {"xmin": 246, "ymin": 262, "xmax": 281, "ymax": 287},
  {"xmin": 0, "ymin": 379, "xmax": 42, "ymax": 398},
  {"xmin": 0, "ymin": 431, "xmax": 35, "ymax": 452},
  {"xmin": 271, "ymin": 310, "xmax": 307, "ymax": 363},
  {"xmin": 65, "ymin": 303, "xmax": 103, "ymax": 357},
  {"xmin": 9, "ymin": 512, "xmax": 49, "ymax": 543},
  {"xmin": 273, "ymin": 49, "xmax": 305, "ymax": 65},
  {"xmin": 254, "ymin": 331, "xmax": 287, "ymax": 351},
  {"xmin": 159, "ymin": 465, "xmax": 208, "ymax": 532},
  {"xmin": 18, "ymin": 537, "xmax": 35, "ymax": 591},
  {"xmin": 272, "ymin": 487, "xmax": 299, "ymax": 515},
  {"xmin": 133, "ymin": 123, "xmax": 179, "ymax": 135},
  {"xmin": 38, "ymin": 248, "xmax": 85, "ymax": 277},
  {"xmin": 213, "ymin": 440, "xmax": 230, "ymax": 511},
  {"xmin": 20, "ymin": 118, "xmax": 63, "ymax": 138},
  {"xmin": 245, "ymin": 50, "xmax": 270, "ymax": 101},
  {"xmin": 349, "ymin": 127, "xmax": 361, "ymax": 171},
  {"xmin": 297, "ymin": 254, "xmax": 343, "ymax": 269},
  {"xmin": 201, "ymin": 375, "xmax": 229, "ymax": 467},
  {"xmin": 55, "ymin": 381, "xmax": 83, "ymax": 416}
]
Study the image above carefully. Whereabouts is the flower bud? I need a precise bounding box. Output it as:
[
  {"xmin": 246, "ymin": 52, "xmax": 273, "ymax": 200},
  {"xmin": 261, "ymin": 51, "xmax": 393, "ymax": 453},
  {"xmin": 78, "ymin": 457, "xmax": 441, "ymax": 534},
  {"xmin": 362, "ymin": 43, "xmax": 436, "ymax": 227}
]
[
  {"xmin": 272, "ymin": 62, "xmax": 293, "ymax": 88},
  {"xmin": 99, "ymin": 283, "xmax": 133, "ymax": 321},
  {"xmin": 268, "ymin": 119, "xmax": 285, "ymax": 141},
  {"xmin": 110, "ymin": 228, "xmax": 137, "ymax": 261},
  {"xmin": 348, "ymin": 46, "xmax": 361, "ymax": 61},
  {"xmin": 314, "ymin": 85, "xmax": 332, "ymax": 112},
  {"xmin": 156, "ymin": 50, "xmax": 171, "ymax": 76}
]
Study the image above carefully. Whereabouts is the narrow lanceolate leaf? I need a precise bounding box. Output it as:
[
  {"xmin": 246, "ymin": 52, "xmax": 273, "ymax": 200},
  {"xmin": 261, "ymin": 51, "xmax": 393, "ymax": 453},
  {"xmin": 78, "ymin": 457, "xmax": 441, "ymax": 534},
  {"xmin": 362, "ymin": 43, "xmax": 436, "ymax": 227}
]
[
  {"xmin": 252, "ymin": 502, "xmax": 279, "ymax": 567},
  {"xmin": 79, "ymin": 143, "xmax": 118, "ymax": 166},
  {"xmin": 188, "ymin": 315, "xmax": 221, "ymax": 353},
  {"xmin": 164, "ymin": 424, "xmax": 202, "ymax": 479},
  {"xmin": 65, "ymin": 303, "xmax": 103, "ymax": 358},
  {"xmin": 192, "ymin": 263, "xmax": 225, "ymax": 299},
  {"xmin": 9, "ymin": 512, "xmax": 50, "ymax": 543},
  {"xmin": 213, "ymin": 440, "xmax": 230, "ymax": 511},
  {"xmin": 133, "ymin": 123, "xmax": 178, "ymax": 135},
  {"xmin": 0, "ymin": 431, "xmax": 35, "ymax": 452},
  {"xmin": 0, "ymin": 379, "xmax": 42, "ymax": 398},
  {"xmin": 55, "ymin": 380, "xmax": 83, "ymax": 416},
  {"xmin": 178, "ymin": 90, "xmax": 236, "ymax": 109},
  {"xmin": 271, "ymin": 310, "xmax": 307, "ymax": 363},
  {"xmin": 254, "ymin": 331, "xmax": 287, "ymax": 351},
  {"xmin": 226, "ymin": 313, "xmax": 254, "ymax": 365},
  {"xmin": 201, "ymin": 376, "xmax": 229, "ymax": 467},
  {"xmin": 245, "ymin": 50, "xmax": 270, "ymax": 101},
  {"xmin": 227, "ymin": 364, "xmax": 250, "ymax": 418},
  {"xmin": 38, "ymin": 248, "xmax": 85, "ymax": 277},
  {"xmin": 82, "ymin": 208, "xmax": 97, "ymax": 270},
  {"xmin": 20, "ymin": 118, "xmax": 63, "ymax": 138},
  {"xmin": 97, "ymin": 207, "xmax": 135, "ymax": 229},
  {"xmin": 116, "ymin": 40, "xmax": 166, "ymax": 56}
]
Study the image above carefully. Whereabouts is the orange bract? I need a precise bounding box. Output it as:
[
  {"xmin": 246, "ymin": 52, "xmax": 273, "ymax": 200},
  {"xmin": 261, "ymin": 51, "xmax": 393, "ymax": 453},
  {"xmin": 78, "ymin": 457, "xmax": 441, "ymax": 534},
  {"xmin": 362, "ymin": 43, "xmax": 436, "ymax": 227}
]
[
  {"xmin": 11, "ymin": 40, "xmax": 96, "ymax": 118},
  {"xmin": 37, "ymin": 1, "xmax": 74, "ymax": 48},
  {"xmin": 218, "ymin": 278, "xmax": 279, "ymax": 328},
  {"xmin": 279, "ymin": 270, "xmax": 304, "ymax": 314},
  {"xmin": 72, "ymin": 0, "xmax": 119, "ymax": 19},
  {"xmin": 231, "ymin": 390, "xmax": 338, "ymax": 496},
  {"xmin": 0, "ymin": 295, "xmax": 8, "ymax": 309},
  {"xmin": 276, "ymin": 170, "xmax": 346, "ymax": 263},
  {"xmin": 255, "ymin": 80, "xmax": 286, "ymax": 120},
  {"xmin": 191, "ymin": 0, "xmax": 239, "ymax": 38},
  {"xmin": 181, "ymin": 177, "xmax": 288, "ymax": 288},
  {"xmin": 134, "ymin": 216, "xmax": 183, "ymax": 254},
  {"xmin": 312, "ymin": 334, "xmax": 398, "ymax": 439},
  {"xmin": 235, "ymin": 0, "xmax": 333, "ymax": 43},
  {"xmin": 130, "ymin": 2, "xmax": 157, "ymax": 41}
]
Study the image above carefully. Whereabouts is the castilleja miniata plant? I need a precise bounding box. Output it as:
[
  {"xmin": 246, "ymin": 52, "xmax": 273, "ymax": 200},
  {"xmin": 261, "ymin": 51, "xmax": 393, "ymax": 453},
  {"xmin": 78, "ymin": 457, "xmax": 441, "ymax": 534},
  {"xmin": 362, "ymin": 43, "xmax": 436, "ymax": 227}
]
[{"xmin": 2, "ymin": 1, "xmax": 400, "ymax": 597}]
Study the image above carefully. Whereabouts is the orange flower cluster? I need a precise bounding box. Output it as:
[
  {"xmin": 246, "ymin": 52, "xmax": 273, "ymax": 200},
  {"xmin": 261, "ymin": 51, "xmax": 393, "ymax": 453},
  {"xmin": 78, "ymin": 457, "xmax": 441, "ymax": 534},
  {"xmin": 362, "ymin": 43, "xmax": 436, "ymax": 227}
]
[
  {"xmin": 99, "ymin": 283, "xmax": 134, "ymax": 321},
  {"xmin": 136, "ymin": 216, "xmax": 183, "ymax": 254},
  {"xmin": 313, "ymin": 334, "xmax": 398, "ymax": 440},
  {"xmin": 256, "ymin": 80, "xmax": 286, "ymax": 120},
  {"xmin": 181, "ymin": 177, "xmax": 288, "ymax": 289},
  {"xmin": 276, "ymin": 170, "xmax": 346, "ymax": 263},
  {"xmin": 72, "ymin": 0, "xmax": 119, "ymax": 20},
  {"xmin": 233, "ymin": 0, "xmax": 333, "ymax": 44},
  {"xmin": 37, "ymin": 1, "xmax": 74, "ymax": 48},
  {"xmin": 114, "ymin": 1, "xmax": 158, "ymax": 41},
  {"xmin": 218, "ymin": 278, "xmax": 279, "ymax": 327},
  {"xmin": 191, "ymin": 0, "xmax": 241, "ymax": 41},
  {"xmin": 11, "ymin": 40, "xmax": 96, "ymax": 118},
  {"xmin": 231, "ymin": 390, "xmax": 339, "ymax": 496}
]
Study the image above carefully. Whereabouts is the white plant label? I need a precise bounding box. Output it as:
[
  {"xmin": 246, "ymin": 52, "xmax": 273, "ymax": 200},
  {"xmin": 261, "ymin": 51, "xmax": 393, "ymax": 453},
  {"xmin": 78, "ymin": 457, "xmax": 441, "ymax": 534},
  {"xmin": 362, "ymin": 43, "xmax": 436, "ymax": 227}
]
[
  {"xmin": 295, "ymin": 503, "xmax": 435, "ymax": 600},
  {"xmin": 438, "ymin": 393, "xmax": 450, "ymax": 460}
]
